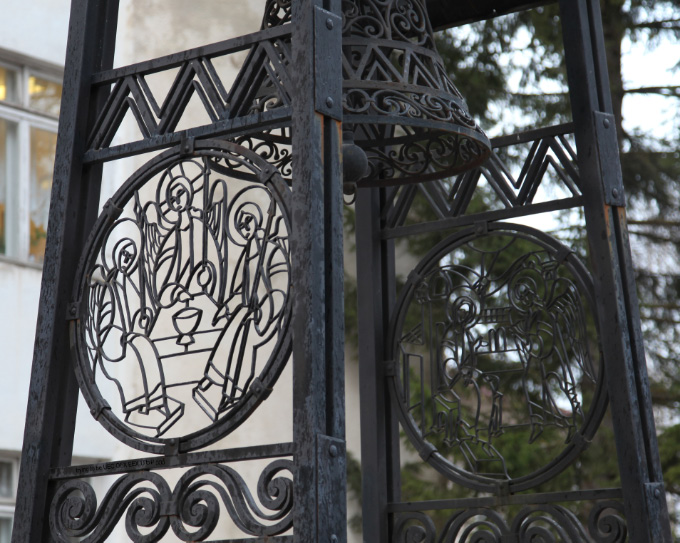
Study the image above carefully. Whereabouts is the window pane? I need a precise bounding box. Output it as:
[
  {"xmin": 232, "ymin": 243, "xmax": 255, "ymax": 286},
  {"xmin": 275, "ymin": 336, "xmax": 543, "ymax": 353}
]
[
  {"xmin": 29, "ymin": 128, "xmax": 57, "ymax": 262},
  {"xmin": 28, "ymin": 75, "xmax": 62, "ymax": 116},
  {"xmin": 0, "ymin": 517, "xmax": 10, "ymax": 543},
  {"xmin": 0, "ymin": 119, "xmax": 17, "ymax": 256},
  {"xmin": 0, "ymin": 461, "xmax": 13, "ymax": 498},
  {"xmin": 0, "ymin": 67, "xmax": 18, "ymax": 104}
]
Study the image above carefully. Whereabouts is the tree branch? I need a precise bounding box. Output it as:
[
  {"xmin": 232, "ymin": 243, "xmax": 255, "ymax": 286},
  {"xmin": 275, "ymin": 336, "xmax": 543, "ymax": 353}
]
[
  {"xmin": 631, "ymin": 19, "xmax": 680, "ymax": 31},
  {"xmin": 624, "ymin": 85, "xmax": 680, "ymax": 97}
]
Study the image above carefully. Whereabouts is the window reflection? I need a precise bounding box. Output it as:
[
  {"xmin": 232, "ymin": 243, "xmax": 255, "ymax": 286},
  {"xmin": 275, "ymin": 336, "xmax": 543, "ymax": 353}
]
[
  {"xmin": 0, "ymin": 68, "xmax": 18, "ymax": 104},
  {"xmin": 28, "ymin": 75, "xmax": 61, "ymax": 117},
  {"xmin": 29, "ymin": 128, "xmax": 57, "ymax": 262},
  {"xmin": 0, "ymin": 517, "xmax": 10, "ymax": 543},
  {"xmin": 0, "ymin": 120, "xmax": 16, "ymax": 256}
]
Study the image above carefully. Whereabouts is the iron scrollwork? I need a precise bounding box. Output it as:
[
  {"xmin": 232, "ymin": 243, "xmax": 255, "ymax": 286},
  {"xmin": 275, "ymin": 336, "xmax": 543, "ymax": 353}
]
[
  {"xmin": 71, "ymin": 140, "xmax": 292, "ymax": 454},
  {"xmin": 393, "ymin": 501, "xmax": 628, "ymax": 543},
  {"xmin": 257, "ymin": 0, "xmax": 491, "ymax": 186},
  {"xmin": 387, "ymin": 223, "xmax": 607, "ymax": 493},
  {"xmin": 49, "ymin": 459, "xmax": 294, "ymax": 542}
]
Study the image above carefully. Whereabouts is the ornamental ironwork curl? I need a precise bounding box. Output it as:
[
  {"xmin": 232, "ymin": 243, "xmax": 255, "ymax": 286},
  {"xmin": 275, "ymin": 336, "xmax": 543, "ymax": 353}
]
[
  {"xmin": 588, "ymin": 501, "xmax": 627, "ymax": 543},
  {"xmin": 394, "ymin": 502, "xmax": 627, "ymax": 543},
  {"xmin": 49, "ymin": 460, "xmax": 294, "ymax": 542},
  {"xmin": 71, "ymin": 140, "xmax": 292, "ymax": 454},
  {"xmin": 387, "ymin": 223, "xmax": 607, "ymax": 493},
  {"xmin": 341, "ymin": 0, "xmax": 432, "ymax": 46},
  {"xmin": 256, "ymin": 0, "xmax": 491, "ymax": 186},
  {"xmin": 393, "ymin": 511, "xmax": 437, "ymax": 543}
]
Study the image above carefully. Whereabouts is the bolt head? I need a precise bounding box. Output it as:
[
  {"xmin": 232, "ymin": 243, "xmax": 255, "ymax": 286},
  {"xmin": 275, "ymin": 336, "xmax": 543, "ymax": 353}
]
[
  {"xmin": 325, "ymin": 96, "xmax": 334, "ymax": 109},
  {"xmin": 330, "ymin": 535, "xmax": 338, "ymax": 543},
  {"xmin": 611, "ymin": 188, "xmax": 619, "ymax": 198},
  {"xmin": 655, "ymin": 488, "xmax": 661, "ymax": 498},
  {"xmin": 326, "ymin": 18, "xmax": 334, "ymax": 30},
  {"xmin": 603, "ymin": 118, "xmax": 610, "ymax": 129},
  {"xmin": 329, "ymin": 444, "xmax": 338, "ymax": 457}
]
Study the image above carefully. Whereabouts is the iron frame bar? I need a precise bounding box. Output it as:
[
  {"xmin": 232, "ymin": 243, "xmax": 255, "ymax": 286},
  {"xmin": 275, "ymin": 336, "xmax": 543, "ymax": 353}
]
[
  {"xmin": 290, "ymin": 1, "xmax": 346, "ymax": 542},
  {"xmin": 12, "ymin": 1, "xmax": 119, "ymax": 542},
  {"xmin": 388, "ymin": 487, "xmax": 623, "ymax": 513},
  {"xmin": 559, "ymin": 0, "xmax": 671, "ymax": 540}
]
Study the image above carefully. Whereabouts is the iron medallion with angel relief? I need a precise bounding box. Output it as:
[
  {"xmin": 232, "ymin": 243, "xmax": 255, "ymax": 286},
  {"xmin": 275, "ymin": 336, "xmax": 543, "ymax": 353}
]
[
  {"xmin": 71, "ymin": 140, "xmax": 292, "ymax": 454},
  {"xmin": 387, "ymin": 223, "xmax": 607, "ymax": 492}
]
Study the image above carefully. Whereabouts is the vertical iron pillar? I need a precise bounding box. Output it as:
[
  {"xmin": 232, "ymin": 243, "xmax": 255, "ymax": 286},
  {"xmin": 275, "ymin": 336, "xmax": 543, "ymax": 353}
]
[
  {"xmin": 355, "ymin": 188, "xmax": 401, "ymax": 542},
  {"xmin": 290, "ymin": 1, "xmax": 347, "ymax": 542},
  {"xmin": 561, "ymin": 0, "xmax": 672, "ymax": 540},
  {"xmin": 12, "ymin": 1, "xmax": 118, "ymax": 542}
]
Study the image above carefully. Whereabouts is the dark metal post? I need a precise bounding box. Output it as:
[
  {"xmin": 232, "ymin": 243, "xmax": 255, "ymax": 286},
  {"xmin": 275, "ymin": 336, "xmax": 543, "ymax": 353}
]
[
  {"xmin": 290, "ymin": 0, "xmax": 346, "ymax": 542},
  {"xmin": 12, "ymin": 1, "xmax": 119, "ymax": 542},
  {"xmin": 355, "ymin": 187, "xmax": 401, "ymax": 541},
  {"xmin": 560, "ymin": 0, "xmax": 672, "ymax": 540}
]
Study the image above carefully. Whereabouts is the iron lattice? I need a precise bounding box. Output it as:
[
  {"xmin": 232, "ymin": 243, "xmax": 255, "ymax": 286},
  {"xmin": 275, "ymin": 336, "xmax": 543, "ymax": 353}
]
[
  {"xmin": 388, "ymin": 223, "xmax": 607, "ymax": 492},
  {"xmin": 71, "ymin": 140, "xmax": 292, "ymax": 454}
]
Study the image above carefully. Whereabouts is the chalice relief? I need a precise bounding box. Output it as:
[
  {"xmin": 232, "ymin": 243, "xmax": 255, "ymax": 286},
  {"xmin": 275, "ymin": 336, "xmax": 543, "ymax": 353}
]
[
  {"xmin": 83, "ymin": 155, "xmax": 290, "ymax": 440},
  {"xmin": 397, "ymin": 233, "xmax": 598, "ymax": 480}
]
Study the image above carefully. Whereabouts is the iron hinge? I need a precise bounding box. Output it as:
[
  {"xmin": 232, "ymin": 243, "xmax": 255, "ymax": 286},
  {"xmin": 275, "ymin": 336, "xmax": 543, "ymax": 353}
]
[
  {"xmin": 313, "ymin": 6, "xmax": 342, "ymax": 120},
  {"xmin": 474, "ymin": 220, "xmax": 489, "ymax": 236},
  {"xmin": 179, "ymin": 133, "xmax": 195, "ymax": 156},
  {"xmin": 594, "ymin": 111, "xmax": 626, "ymax": 207},
  {"xmin": 101, "ymin": 199, "xmax": 123, "ymax": 224},
  {"xmin": 164, "ymin": 438, "xmax": 180, "ymax": 456},
  {"xmin": 384, "ymin": 360, "xmax": 396, "ymax": 378},
  {"xmin": 67, "ymin": 301, "xmax": 80, "ymax": 321},
  {"xmin": 250, "ymin": 377, "xmax": 272, "ymax": 401}
]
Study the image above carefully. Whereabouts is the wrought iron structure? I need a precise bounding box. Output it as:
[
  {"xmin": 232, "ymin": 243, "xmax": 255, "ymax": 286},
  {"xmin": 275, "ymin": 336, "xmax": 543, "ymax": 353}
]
[{"xmin": 10, "ymin": 0, "xmax": 673, "ymax": 542}]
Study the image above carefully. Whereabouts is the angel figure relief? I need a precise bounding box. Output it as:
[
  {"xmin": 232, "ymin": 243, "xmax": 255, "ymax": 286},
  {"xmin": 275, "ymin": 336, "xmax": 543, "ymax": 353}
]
[
  {"xmin": 83, "ymin": 155, "xmax": 290, "ymax": 440},
  {"xmin": 399, "ymin": 233, "xmax": 599, "ymax": 480}
]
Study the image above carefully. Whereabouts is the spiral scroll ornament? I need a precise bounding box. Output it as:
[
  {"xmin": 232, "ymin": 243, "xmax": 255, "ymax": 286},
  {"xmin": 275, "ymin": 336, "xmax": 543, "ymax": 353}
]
[
  {"xmin": 49, "ymin": 460, "xmax": 294, "ymax": 542},
  {"xmin": 71, "ymin": 140, "xmax": 292, "ymax": 454},
  {"xmin": 394, "ymin": 502, "xmax": 627, "ymax": 543},
  {"xmin": 388, "ymin": 223, "xmax": 607, "ymax": 493},
  {"xmin": 588, "ymin": 501, "xmax": 627, "ymax": 543}
]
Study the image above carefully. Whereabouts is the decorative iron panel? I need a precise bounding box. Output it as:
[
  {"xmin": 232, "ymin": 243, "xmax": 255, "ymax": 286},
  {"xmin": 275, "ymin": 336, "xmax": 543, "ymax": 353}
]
[
  {"xmin": 386, "ymin": 223, "xmax": 607, "ymax": 493},
  {"xmin": 381, "ymin": 124, "xmax": 582, "ymax": 235},
  {"xmin": 49, "ymin": 459, "xmax": 294, "ymax": 542},
  {"xmin": 70, "ymin": 139, "xmax": 292, "ymax": 454},
  {"xmin": 391, "ymin": 499, "xmax": 627, "ymax": 542},
  {"xmin": 84, "ymin": 26, "xmax": 294, "ymax": 168}
]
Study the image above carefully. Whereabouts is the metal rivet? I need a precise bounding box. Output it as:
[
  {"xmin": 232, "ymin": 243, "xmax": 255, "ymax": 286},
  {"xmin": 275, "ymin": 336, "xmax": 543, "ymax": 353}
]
[
  {"xmin": 655, "ymin": 488, "xmax": 661, "ymax": 498},
  {"xmin": 69, "ymin": 305, "xmax": 77, "ymax": 315},
  {"xmin": 329, "ymin": 444, "xmax": 338, "ymax": 457},
  {"xmin": 603, "ymin": 118, "xmax": 610, "ymax": 129},
  {"xmin": 611, "ymin": 188, "xmax": 619, "ymax": 198},
  {"xmin": 326, "ymin": 18, "xmax": 334, "ymax": 30},
  {"xmin": 330, "ymin": 535, "xmax": 338, "ymax": 543},
  {"xmin": 326, "ymin": 97, "xmax": 334, "ymax": 109}
]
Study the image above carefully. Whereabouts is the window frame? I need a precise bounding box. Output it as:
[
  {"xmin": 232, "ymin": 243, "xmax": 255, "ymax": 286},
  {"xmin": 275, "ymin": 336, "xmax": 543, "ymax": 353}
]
[{"xmin": 0, "ymin": 47, "xmax": 62, "ymax": 266}]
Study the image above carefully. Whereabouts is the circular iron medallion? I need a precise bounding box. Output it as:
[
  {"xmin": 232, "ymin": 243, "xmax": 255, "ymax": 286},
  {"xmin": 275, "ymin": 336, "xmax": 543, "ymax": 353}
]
[
  {"xmin": 71, "ymin": 140, "xmax": 291, "ymax": 454},
  {"xmin": 387, "ymin": 223, "xmax": 607, "ymax": 492}
]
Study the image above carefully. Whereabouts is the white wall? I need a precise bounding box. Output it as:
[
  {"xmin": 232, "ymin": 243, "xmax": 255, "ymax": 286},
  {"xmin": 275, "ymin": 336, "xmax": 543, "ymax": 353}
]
[{"xmin": 0, "ymin": 0, "xmax": 70, "ymax": 67}]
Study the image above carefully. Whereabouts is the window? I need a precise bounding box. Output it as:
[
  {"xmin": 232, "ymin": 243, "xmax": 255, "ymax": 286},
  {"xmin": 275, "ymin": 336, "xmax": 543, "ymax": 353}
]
[
  {"xmin": 0, "ymin": 458, "xmax": 17, "ymax": 543},
  {"xmin": 0, "ymin": 53, "xmax": 62, "ymax": 264}
]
